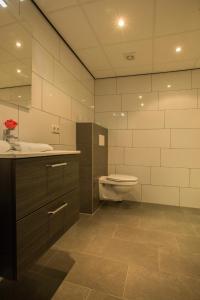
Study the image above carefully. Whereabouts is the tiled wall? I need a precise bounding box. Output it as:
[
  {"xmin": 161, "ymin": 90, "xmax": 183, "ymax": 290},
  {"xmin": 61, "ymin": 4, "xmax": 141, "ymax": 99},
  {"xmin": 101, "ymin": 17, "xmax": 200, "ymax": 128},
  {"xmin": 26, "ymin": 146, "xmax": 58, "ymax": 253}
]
[
  {"xmin": 0, "ymin": 0, "xmax": 94, "ymax": 150},
  {"xmin": 95, "ymin": 69, "xmax": 200, "ymax": 208}
]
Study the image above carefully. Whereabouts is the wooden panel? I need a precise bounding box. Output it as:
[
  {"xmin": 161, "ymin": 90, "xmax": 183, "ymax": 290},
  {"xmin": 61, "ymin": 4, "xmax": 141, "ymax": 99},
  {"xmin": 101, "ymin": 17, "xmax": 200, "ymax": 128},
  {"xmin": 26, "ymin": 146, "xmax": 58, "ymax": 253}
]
[
  {"xmin": 17, "ymin": 189, "xmax": 80, "ymax": 275},
  {"xmin": 17, "ymin": 205, "xmax": 49, "ymax": 274},
  {"xmin": 47, "ymin": 157, "xmax": 79, "ymax": 201},
  {"xmin": 48, "ymin": 189, "xmax": 80, "ymax": 246},
  {"xmin": 93, "ymin": 124, "xmax": 108, "ymax": 212},
  {"xmin": 16, "ymin": 155, "xmax": 79, "ymax": 220},
  {"xmin": 0, "ymin": 159, "xmax": 16, "ymax": 280},
  {"xmin": 16, "ymin": 157, "xmax": 48, "ymax": 220}
]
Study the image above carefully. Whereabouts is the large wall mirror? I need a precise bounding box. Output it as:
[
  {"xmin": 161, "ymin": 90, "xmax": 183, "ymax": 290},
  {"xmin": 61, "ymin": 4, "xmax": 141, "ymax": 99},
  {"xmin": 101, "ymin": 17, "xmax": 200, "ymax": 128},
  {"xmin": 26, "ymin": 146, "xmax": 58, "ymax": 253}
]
[{"xmin": 0, "ymin": 1, "xmax": 32, "ymax": 108}]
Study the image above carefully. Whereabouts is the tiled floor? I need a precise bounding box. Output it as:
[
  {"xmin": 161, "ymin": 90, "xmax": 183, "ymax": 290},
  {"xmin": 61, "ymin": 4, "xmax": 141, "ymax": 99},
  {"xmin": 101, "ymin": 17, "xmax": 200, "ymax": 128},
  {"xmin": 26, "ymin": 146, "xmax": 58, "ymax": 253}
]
[{"xmin": 1, "ymin": 201, "xmax": 200, "ymax": 299}]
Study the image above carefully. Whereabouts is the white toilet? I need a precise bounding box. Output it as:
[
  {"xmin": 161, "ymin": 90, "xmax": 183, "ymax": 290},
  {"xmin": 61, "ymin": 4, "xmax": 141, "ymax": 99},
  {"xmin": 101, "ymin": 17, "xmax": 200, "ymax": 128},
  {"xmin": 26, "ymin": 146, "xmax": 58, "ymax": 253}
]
[{"xmin": 99, "ymin": 174, "xmax": 138, "ymax": 202}]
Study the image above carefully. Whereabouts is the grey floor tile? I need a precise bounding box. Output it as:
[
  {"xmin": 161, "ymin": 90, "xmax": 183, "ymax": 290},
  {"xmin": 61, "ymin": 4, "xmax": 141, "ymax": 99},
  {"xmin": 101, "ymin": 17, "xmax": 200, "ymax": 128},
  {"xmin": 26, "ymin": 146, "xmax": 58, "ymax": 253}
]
[
  {"xmin": 71, "ymin": 217, "xmax": 118, "ymax": 239},
  {"xmin": 140, "ymin": 216, "xmax": 196, "ymax": 236},
  {"xmin": 93, "ymin": 210, "xmax": 140, "ymax": 228},
  {"xmin": 114, "ymin": 224, "xmax": 178, "ymax": 248},
  {"xmin": 124, "ymin": 264, "xmax": 200, "ymax": 300},
  {"xmin": 159, "ymin": 252, "xmax": 200, "ymax": 278},
  {"xmin": 53, "ymin": 229, "xmax": 93, "ymax": 253},
  {"xmin": 52, "ymin": 281, "xmax": 90, "ymax": 300},
  {"xmin": 44, "ymin": 249, "xmax": 76, "ymax": 275},
  {"xmin": 66, "ymin": 252, "xmax": 128, "ymax": 297},
  {"xmin": 101, "ymin": 238, "xmax": 159, "ymax": 272},
  {"xmin": 87, "ymin": 290, "xmax": 123, "ymax": 300},
  {"xmin": 176, "ymin": 235, "xmax": 200, "ymax": 255}
]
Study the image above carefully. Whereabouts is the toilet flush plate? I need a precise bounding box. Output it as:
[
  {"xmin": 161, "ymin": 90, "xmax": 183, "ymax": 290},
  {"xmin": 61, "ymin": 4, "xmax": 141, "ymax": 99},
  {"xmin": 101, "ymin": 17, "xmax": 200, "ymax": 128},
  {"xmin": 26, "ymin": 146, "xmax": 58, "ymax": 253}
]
[{"xmin": 99, "ymin": 134, "xmax": 105, "ymax": 146}]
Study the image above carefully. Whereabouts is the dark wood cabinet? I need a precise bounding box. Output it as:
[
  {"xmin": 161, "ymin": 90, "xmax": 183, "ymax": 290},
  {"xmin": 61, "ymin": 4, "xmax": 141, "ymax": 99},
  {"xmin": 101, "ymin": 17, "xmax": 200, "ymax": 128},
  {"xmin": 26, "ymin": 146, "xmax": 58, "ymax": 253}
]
[
  {"xmin": 0, "ymin": 154, "xmax": 80, "ymax": 280},
  {"xmin": 76, "ymin": 123, "xmax": 108, "ymax": 214}
]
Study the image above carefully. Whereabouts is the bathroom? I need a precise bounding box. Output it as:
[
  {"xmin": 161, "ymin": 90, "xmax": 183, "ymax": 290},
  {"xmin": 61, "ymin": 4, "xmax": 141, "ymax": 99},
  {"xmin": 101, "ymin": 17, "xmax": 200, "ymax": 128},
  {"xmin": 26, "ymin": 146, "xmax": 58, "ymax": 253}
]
[{"xmin": 0, "ymin": 0, "xmax": 200, "ymax": 299}]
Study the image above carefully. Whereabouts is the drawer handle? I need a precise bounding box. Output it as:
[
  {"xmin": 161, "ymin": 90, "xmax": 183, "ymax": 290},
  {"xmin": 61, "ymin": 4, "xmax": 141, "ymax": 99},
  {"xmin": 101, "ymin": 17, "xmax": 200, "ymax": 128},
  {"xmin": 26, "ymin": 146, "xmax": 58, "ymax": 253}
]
[
  {"xmin": 46, "ymin": 162, "xmax": 68, "ymax": 168},
  {"xmin": 48, "ymin": 203, "xmax": 68, "ymax": 215}
]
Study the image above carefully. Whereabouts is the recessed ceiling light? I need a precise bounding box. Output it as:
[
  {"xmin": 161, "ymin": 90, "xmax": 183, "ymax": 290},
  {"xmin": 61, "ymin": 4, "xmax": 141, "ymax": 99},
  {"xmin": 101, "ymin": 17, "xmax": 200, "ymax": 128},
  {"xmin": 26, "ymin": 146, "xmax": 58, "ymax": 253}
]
[
  {"xmin": 140, "ymin": 103, "xmax": 144, "ymax": 107},
  {"xmin": 121, "ymin": 112, "xmax": 125, "ymax": 117},
  {"xmin": 138, "ymin": 95, "xmax": 143, "ymax": 99},
  {"xmin": 18, "ymin": 95, "xmax": 22, "ymax": 98},
  {"xmin": 117, "ymin": 17, "xmax": 125, "ymax": 28},
  {"xmin": 16, "ymin": 41, "xmax": 22, "ymax": 48},
  {"xmin": 167, "ymin": 84, "xmax": 171, "ymax": 88},
  {"xmin": 16, "ymin": 69, "xmax": 21, "ymax": 73},
  {"xmin": 126, "ymin": 54, "xmax": 134, "ymax": 61},
  {"xmin": 175, "ymin": 46, "xmax": 182, "ymax": 53},
  {"xmin": 0, "ymin": 0, "xmax": 7, "ymax": 8}
]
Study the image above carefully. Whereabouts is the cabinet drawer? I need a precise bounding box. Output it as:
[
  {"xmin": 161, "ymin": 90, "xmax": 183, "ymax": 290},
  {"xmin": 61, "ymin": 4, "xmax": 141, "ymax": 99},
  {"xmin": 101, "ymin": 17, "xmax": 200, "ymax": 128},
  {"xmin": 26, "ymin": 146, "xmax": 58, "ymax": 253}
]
[
  {"xmin": 16, "ymin": 156, "xmax": 79, "ymax": 220},
  {"xmin": 47, "ymin": 158, "xmax": 79, "ymax": 201},
  {"xmin": 17, "ymin": 189, "xmax": 80, "ymax": 273},
  {"xmin": 48, "ymin": 189, "xmax": 80, "ymax": 246},
  {"xmin": 17, "ymin": 205, "xmax": 49, "ymax": 273},
  {"xmin": 16, "ymin": 157, "xmax": 48, "ymax": 220}
]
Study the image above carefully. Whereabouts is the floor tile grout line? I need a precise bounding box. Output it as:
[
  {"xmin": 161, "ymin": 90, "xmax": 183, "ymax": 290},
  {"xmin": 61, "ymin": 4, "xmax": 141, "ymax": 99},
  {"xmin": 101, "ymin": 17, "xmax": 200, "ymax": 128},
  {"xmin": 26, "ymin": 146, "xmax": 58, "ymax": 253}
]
[{"xmin": 122, "ymin": 265, "xmax": 129, "ymax": 299}]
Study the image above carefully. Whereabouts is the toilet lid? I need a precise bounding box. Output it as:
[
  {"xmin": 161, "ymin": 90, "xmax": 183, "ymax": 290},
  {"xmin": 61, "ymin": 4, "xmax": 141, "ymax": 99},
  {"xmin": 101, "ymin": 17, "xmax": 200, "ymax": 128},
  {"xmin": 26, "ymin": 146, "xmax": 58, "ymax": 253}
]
[{"xmin": 107, "ymin": 174, "xmax": 138, "ymax": 182}]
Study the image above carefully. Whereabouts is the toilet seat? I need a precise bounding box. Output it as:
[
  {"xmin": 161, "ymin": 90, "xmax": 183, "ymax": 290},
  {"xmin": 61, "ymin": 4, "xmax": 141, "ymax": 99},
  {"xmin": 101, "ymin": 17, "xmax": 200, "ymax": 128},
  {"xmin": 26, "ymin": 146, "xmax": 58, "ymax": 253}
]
[
  {"xmin": 99, "ymin": 174, "xmax": 138, "ymax": 186},
  {"xmin": 107, "ymin": 174, "xmax": 138, "ymax": 182}
]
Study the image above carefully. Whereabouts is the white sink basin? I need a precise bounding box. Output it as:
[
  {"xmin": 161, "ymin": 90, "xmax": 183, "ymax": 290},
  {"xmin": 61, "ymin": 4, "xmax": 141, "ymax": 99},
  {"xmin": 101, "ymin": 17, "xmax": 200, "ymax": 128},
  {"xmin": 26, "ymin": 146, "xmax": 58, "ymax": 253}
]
[
  {"xmin": 15, "ymin": 141, "xmax": 54, "ymax": 152},
  {"xmin": 0, "ymin": 140, "xmax": 11, "ymax": 153},
  {"xmin": 0, "ymin": 150, "xmax": 81, "ymax": 158}
]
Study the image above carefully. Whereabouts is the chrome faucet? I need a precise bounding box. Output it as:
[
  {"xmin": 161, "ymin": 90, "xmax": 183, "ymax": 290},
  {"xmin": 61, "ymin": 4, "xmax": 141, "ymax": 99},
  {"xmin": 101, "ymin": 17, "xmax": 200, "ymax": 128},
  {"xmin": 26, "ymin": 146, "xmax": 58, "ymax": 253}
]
[{"xmin": 3, "ymin": 129, "xmax": 18, "ymax": 149}]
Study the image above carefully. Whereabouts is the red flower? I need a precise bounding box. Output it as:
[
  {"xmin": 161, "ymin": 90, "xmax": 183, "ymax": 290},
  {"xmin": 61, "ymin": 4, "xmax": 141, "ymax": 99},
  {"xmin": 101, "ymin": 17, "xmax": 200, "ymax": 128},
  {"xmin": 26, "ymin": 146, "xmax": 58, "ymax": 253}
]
[{"xmin": 4, "ymin": 119, "xmax": 18, "ymax": 130}]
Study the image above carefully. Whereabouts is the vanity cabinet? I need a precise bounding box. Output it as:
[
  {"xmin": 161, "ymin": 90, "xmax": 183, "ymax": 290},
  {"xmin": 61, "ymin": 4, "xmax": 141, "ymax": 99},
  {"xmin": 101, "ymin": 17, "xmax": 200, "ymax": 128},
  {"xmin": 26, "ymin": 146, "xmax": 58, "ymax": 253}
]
[{"xmin": 0, "ymin": 154, "xmax": 80, "ymax": 280}]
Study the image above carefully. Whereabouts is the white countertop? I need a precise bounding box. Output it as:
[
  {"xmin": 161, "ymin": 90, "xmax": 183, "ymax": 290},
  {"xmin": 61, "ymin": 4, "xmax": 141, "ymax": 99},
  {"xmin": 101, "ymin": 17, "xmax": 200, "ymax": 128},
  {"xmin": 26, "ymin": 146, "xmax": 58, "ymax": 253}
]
[{"xmin": 0, "ymin": 150, "xmax": 81, "ymax": 158}]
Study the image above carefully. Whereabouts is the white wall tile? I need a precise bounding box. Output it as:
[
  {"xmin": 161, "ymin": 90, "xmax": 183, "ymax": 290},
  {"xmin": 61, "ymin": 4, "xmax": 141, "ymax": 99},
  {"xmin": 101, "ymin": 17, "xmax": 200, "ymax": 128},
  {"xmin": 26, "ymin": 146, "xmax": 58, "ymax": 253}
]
[
  {"xmin": 159, "ymin": 89, "xmax": 197, "ymax": 110},
  {"xmin": 165, "ymin": 109, "xmax": 200, "ymax": 128},
  {"xmin": 151, "ymin": 167, "xmax": 189, "ymax": 187},
  {"xmin": 43, "ymin": 81, "xmax": 71, "ymax": 120},
  {"xmin": 19, "ymin": 108, "xmax": 59, "ymax": 144},
  {"xmin": 95, "ymin": 95, "xmax": 121, "ymax": 112},
  {"xmin": 117, "ymin": 75, "xmax": 151, "ymax": 94},
  {"xmin": 171, "ymin": 129, "xmax": 200, "ymax": 148},
  {"xmin": 32, "ymin": 40, "xmax": 54, "ymax": 82},
  {"xmin": 142, "ymin": 185, "xmax": 179, "ymax": 206},
  {"xmin": 59, "ymin": 118, "xmax": 76, "ymax": 146},
  {"xmin": 152, "ymin": 71, "xmax": 191, "ymax": 91},
  {"xmin": 108, "ymin": 147, "xmax": 124, "ymax": 165},
  {"xmin": 125, "ymin": 148, "xmax": 160, "ymax": 166},
  {"xmin": 128, "ymin": 111, "xmax": 164, "ymax": 129},
  {"xmin": 108, "ymin": 164, "xmax": 116, "ymax": 174},
  {"xmin": 95, "ymin": 78, "xmax": 117, "ymax": 95},
  {"xmin": 31, "ymin": 72, "xmax": 42, "ymax": 109},
  {"xmin": 71, "ymin": 100, "xmax": 94, "ymax": 123},
  {"xmin": 161, "ymin": 149, "xmax": 200, "ymax": 168},
  {"xmin": 116, "ymin": 165, "xmax": 150, "ymax": 184},
  {"xmin": 133, "ymin": 129, "xmax": 170, "ymax": 147},
  {"xmin": 109, "ymin": 130, "xmax": 132, "ymax": 147},
  {"xmin": 180, "ymin": 188, "xmax": 200, "ymax": 208},
  {"xmin": 95, "ymin": 112, "xmax": 127, "ymax": 129},
  {"xmin": 192, "ymin": 69, "xmax": 200, "ymax": 88},
  {"xmin": 122, "ymin": 92, "xmax": 158, "ymax": 111},
  {"xmin": 190, "ymin": 169, "xmax": 200, "ymax": 188},
  {"xmin": 54, "ymin": 61, "xmax": 75, "ymax": 97}
]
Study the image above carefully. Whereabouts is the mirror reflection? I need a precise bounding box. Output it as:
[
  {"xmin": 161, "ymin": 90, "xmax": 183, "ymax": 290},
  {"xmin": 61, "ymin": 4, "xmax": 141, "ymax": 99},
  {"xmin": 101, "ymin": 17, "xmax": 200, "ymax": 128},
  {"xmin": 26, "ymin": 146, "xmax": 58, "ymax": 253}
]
[{"xmin": 0, "ymin": 1, "xmax": 32, "ymax": 108}]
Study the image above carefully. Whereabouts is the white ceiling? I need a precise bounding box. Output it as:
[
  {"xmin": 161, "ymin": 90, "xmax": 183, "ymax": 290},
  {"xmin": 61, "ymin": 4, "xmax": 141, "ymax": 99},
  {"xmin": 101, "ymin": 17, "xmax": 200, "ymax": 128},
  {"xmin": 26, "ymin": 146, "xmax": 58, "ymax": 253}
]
[{"xmin": 34, "ymin": 0, "xmax": 200, "ymax": 78}]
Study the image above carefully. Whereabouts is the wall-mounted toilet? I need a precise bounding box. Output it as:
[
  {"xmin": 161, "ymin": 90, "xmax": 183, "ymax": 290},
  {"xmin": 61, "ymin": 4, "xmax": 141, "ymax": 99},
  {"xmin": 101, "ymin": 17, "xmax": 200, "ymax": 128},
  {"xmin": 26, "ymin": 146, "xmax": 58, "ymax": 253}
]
[{"xmin": 99, "ymin": 174, "xmax": 138, "ymax": 202}]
